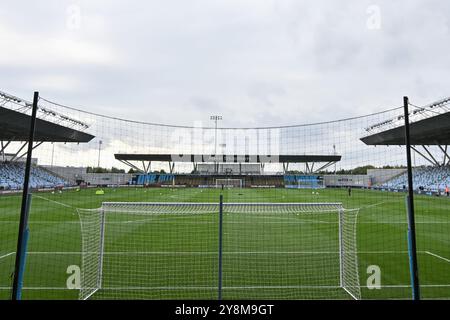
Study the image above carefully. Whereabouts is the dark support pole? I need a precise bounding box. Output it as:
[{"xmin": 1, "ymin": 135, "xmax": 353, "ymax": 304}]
[
  {"xmin": 12, "ymin": 91, "xmax": 39, "ymax": 300},
  {"xmin": 403, "ymin": 96, "xmax": 420, "ymax": 300},
  {"xmin": 218, "ymin": 194, "xmax": 224, "ymax": 300}
]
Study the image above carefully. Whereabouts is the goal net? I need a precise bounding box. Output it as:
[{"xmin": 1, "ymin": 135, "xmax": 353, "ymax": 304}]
[
  {"xmin": 215, "ymin": 178, "xmax": 243, "ymax": 188},
  {"xmin": 77, "ymin": 202, "xmax": 360, "ymax": 300}
]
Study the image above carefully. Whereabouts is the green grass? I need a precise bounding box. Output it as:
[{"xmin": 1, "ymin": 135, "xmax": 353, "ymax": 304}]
[{"xmin": 1, "ymin": 187, "xmax": 449, "ymax": 300}]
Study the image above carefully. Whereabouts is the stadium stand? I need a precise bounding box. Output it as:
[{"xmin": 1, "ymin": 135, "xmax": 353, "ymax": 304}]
[
  {"xmin": 0, "ymin": 162, "xmax": 68, "ymax": 190},
  {"xmin": 198, "ymin": 163, "xmax": 261, "ymax": 175},
  {"xmin": 131, "ymin": 173, "xmax": 284, "ymax": 188},
  {"xmin": 381, "ymin": 166, "xmax": 450, "ymax": 192}
]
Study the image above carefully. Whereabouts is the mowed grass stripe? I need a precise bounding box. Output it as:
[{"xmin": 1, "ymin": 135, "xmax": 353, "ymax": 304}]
[{"xmin": 0, "ymin": 187, "xmax": 449, "ymax": 299}]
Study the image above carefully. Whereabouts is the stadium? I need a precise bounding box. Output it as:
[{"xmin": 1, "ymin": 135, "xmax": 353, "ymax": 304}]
[{"xmin": 1, "ymin": 89, "xmax": 449, "ymax": 301}]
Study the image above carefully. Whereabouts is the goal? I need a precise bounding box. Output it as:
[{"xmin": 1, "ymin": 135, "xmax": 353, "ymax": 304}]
[
  {"xmin": 77, "ymin": 202, "xmax": 360, "ymax": 300},
  {"xmin": 215, "ymin": 178, "xmax": 243, "ymax": 188}
]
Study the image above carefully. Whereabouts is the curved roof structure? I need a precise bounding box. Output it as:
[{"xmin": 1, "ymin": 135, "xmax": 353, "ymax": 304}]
[
  {"xmin": 0, "ymin": 107, "xmax": 95, "ymax": 143},
  {"xmin": 361, "ymin": 111, "xmax": 450, "ymax": 145}
]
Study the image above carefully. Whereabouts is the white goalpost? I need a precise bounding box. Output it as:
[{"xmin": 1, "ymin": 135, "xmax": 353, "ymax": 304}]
[
  {"xmin": 77, "ymin": 202, "xmax": 360, "ymax": 300},
  {"xmin": 215, "ymin": 178, "xmax": 243, "ymax": 189}
]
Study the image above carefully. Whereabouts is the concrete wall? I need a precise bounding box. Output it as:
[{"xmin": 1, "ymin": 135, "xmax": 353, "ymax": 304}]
[
  {"xmin": 44, "ymin": 166, "xmax": 132, "ymax": 185},
  {"xmin": 82, "ymin": 173, "xmax": 132, "ymax": 186},
  {"xmin": 324, "ymin": 175, "xmax": 372, "ymax": 187},
  {"xmin": 324, "ymin": 169, "xmax": 407, "ymax": 188},
  {"xmin": 43, "ymin": 166, "xmax": 86, "ymax": 183},
  {"xmin": 367, "ymin": 168, "xmax": 406, "ymax": 185}
]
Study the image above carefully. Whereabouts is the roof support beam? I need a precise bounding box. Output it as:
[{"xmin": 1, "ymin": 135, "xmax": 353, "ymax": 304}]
[
  {"xmin": 1, "ymin": 140, "xmax": 12, "ymax": 155},
  {"xmin": 282, "ymin": 162, "xmax": 289, "ymax": 174},
  {"xmin": 410, "ymin": 146, "xmax": 438, "ymax": 167},
  {"xmin": 448, "ymin": 148, "xmax": 450, "ymax": 166},
  {"xmin": 314, "ymin": 161, "xmax": 336, "ymax": 173},
  {"xmin": 438, "ymin": 145, "xmax": 450, "ymax": 166},
  {"xmin": 305, "ymin": 162, "xmax": 309, "ymax": 173},
  {"xmin": 9, "ymin": 142, "xmax": 28, "ymax": 162},
  {"xmin": 16, "ymin": 141, "xmax": 44, "ymax": 162},
  {"xmin": 1, "ymin": 139, "xmax": 44, "ymax": 163},
  {"xmin": 422, "ymin": 145, "xmax": 441, "ymax": 167},
  {"xmin": 114, "ymin": 154, "xmax": 343, "ymax": 174},
  {"xmin": 168, "ymin": 161, "xmax": 175, "ymax": 174},
  {"xmin": 118, "ymin": 159, "xmax": 143, "ymax": 173},
  {"xmin": 1, "ymin": 140, "xmax": 12, "ymax": 162},
  {"xmin": 141, "ymin": 161, "xmax": 151, "ymax": 174}
]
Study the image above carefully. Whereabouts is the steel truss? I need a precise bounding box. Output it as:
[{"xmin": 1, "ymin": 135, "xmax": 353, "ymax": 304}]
[{"xmin": 411, "ymin": 145, "xmax": 450, "ymax": 167}]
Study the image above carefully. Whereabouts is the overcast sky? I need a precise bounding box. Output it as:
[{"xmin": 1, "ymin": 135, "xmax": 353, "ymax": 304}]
[{"xmin": 1, "ymin": 0, "xmax": 449, "ymax": 128}]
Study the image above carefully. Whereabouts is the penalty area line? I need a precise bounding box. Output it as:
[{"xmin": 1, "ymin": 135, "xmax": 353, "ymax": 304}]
[
  {"xmin": 2, "ymin": 284, "xmax": 450, "ymax": 291},
  {"xmin": 18, "ymin": 250, "xmax": 427, "ymax": 255},
  {"xmin": 425, "ymin": 251, "xmax": 450, "ymax": 263},
  {"xmin": 0, "ymin": 252, "xmax": 15, "ymax": 260},
  {"xmin": 1, "ymin": 250, "xmax": 433, "ymax": 257},
  {"xmin": 34, "ymin": 195, "xmax": 76, "ymax": 214},
  {"xmin": 359, "ymin": 201, "xmax": 388, "ymax": 209}
]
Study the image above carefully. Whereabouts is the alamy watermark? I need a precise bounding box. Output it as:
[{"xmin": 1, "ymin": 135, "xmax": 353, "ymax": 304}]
[
  {"xmin": 366, "ymin": 5, "xmax": 382, "ymax": 30},
  {"xmin": 66, "ymin": 4, "xmax": 82, "ymax": 31},
  {"xmin": 66, "ymin": 265, "xmax": 81, "ymax": 289},
  {"xmin": 169, "ymin": 121, "xmax": 281, "ymax": 164},
  {"xmin": 366, "ymin": 265, "xmax": 382, "ymax": 289}
]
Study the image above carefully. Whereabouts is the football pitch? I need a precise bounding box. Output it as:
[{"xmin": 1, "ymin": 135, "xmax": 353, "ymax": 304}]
[{"xmin": 1, "ymin": 187, "xmax": 449, "ymax": 300}]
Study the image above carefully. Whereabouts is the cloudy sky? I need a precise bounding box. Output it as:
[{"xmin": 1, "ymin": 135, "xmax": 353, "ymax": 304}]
[{"xmin": 1, "ymin": 0, "xmax": 449, "ymax": 128}]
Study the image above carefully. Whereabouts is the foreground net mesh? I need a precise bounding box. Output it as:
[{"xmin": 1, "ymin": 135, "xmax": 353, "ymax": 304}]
[
  {"xmin": 2, "ymin": 91, "xmax": 449, "ymax": 300},
  {"xmin": 77, "ymin": 202, "xmax": 360, "ymax": 300}
]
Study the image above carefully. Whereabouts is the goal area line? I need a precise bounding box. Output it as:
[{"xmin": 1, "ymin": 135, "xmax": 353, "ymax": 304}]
[
  {"xmin": 2, "ymin": 284, "xmax": 450, "ymax": 291},
  {"xmin": 2, "ymin": 220, "xmax": 450, "ymax": 225},
  {"xmin": 0, "ymin": 250, "xmax": 434, "ymax": 257}
]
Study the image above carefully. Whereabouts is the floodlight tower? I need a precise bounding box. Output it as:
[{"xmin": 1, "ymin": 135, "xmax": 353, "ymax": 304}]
[
  {"xmin": 210, "ymin": 115, "xmax": 222, "ymax": 173},
  {"xmin": 97, "ymin": 140, "xmax": 103, "ymax": 168},
  {"xmin": 333, "ymin": 144, "xmax": 337, "ymax": 174}
]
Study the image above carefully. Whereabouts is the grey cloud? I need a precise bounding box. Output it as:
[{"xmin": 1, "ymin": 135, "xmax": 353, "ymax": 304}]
[{"xmin": 1, "ymin": 0, "xmax": 449, "ymax": 128}]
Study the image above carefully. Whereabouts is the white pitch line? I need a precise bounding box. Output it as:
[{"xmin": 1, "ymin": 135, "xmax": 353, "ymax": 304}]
[
  {"xmin": 425, "ymin": 251, "xmax": 450, "ymax": 263},
  {"xmin": 353, "ymin": 221, "xmax": 450, "ymax": 225},
  {"xmin": 20, "ymin": 250, "xmax": 421, "ymax": 255},
  {"xmin": 34, "ymin": 195, "xmax": 76, "ymax": 212},
  {"xmin": 0, "ymin": 221, "xmax": 79, "ymax": 224},
  {"xmin": 0, "ymin": 250, "xmax": 437, "ymax": 258},
  {"xmin": 1, "ymin": 284, "xmax": 450, "ymax": 291},
  {"xmin": 123, "ymin": 218, "xmax": 156, "ymax": 224},
  {"xmin": 0, "ymin": 252, "xmax": 15, "ymax": 260},
  {"xmin": 1, "ymin": 220, "xmax": 450, "ymax": 225},
  {"xmin": 359, "ymin": 201, "xmax": 389, "ymax": 209},
  {"xmin": 24, "ymin": 251, "xmax": 344, "ymax": 255}
]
